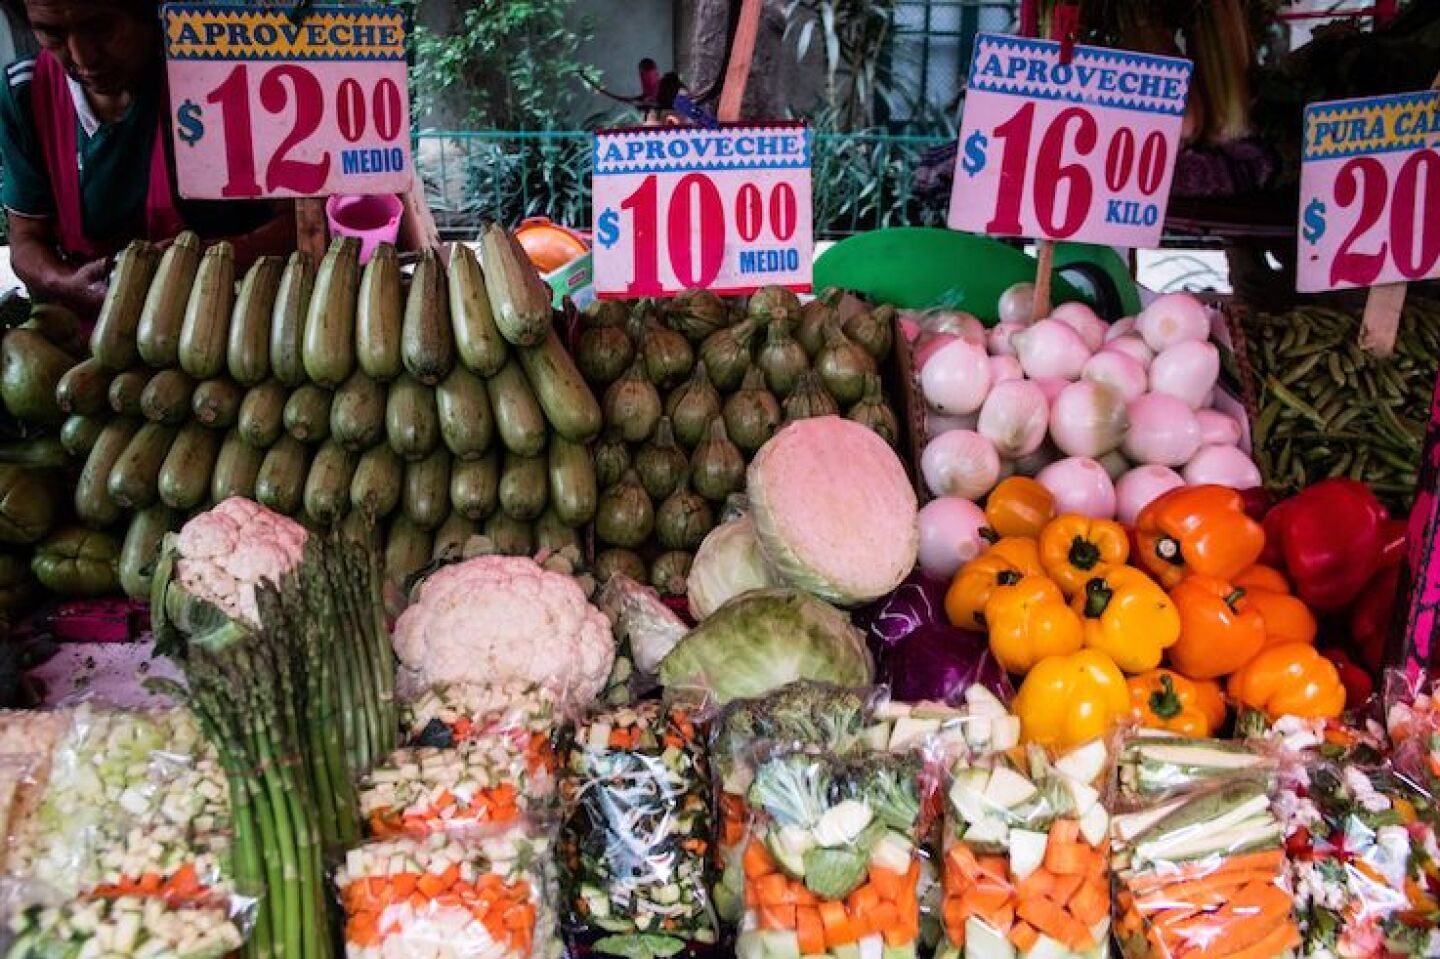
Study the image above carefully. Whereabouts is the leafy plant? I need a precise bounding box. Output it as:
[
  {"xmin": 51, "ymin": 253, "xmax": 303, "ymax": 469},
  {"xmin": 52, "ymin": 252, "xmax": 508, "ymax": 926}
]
[{"xmin": 783, "ymin": 0, "xmax": 900, "ymax": 131}]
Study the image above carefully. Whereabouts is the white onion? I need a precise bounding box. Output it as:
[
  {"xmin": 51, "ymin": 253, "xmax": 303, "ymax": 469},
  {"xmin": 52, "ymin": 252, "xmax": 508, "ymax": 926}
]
[
  {"xmin": 1050, "ymin": 380, "xmax": 1128, "ymax": 458},
  {"xmin": 1102, "ymin": 335, "xmax": 1154, "ymax": 368},
  {"xmin": 1105, "ymin": 316, "xmax": 1138, "ymax": 342},
  {"xmin": 899, "ymin": 312, "xmax": 924, "ymax": 345},
  {"xmin": 1196, "ymin": 410, "xmax": 1243, "ymax": 447},
  {"xmin": 1098, "ymin": 449, "xmax": 1130, "ymax": 481},
  {"xmin": 1137, "ymin": 292, "xmax": 1210, "ymax": 352},
  {"xmin": 925, "ymin": 310, "xmax": 987, "ymax": 345},
  {"xmin": 1011, "ymin": 441, "xmax": 1060, "ymax": 477},
  {"xmin": 1033, "ymin": 377, "xmax": 1069, "ymax": 404},
  {"xmin": 998, "ymin": 283, "xmax": 1036, "ymax": 326},
  {"xmin": 1012, "ymin": 319, "xmax": 1092, "ymax": 381},
  {"xmin": 921, "ymin": 430, "xmax": 1002, "ymax": 500},
  {"xmin": 988, "ymin": 354, "xmax": 1024, "ymax": 384},
  {"xmin": 914, "ymin": 331, "xmax": 959, "ymax": 371},
  {"xmin": 978, "ymin": 379, "xmax": 1050, "ymax": 458},
  {"xmin": 1115, "ymin": 466, "xmax": 1185, "ymax": 525},
  {"xmin": 921, "ymin": 338, "xmax": 992, "ymax": 414},
  {"xmin": 1036, "ymin": 456, "xmax": 1117, "ymax": 518},
  {"xmin": 987, "ymin": 320, "xmax": 1027, "ymax": 357},
  {"xmin": 1082, "ymin": 350, "xmax": 1147, "ymax": 403},
  {"xmin": 925, "ymin": 410, "xmax": 980, "ymax": 440},
  {"xmin": 1123, "ymin": 392, "xmax": 1202, "ymax": 466},
  {"xmin": 1150, "ymin": 340, "xmax": 1220, "ymax": 409},
  {"xmin": 917, "ymin": 497, "xmax": 993, "ymax": 578},
  {"xmin": 1183, "ymin": 445, "xmax": 1262, "ymax": 489},
  {"xmin": 1050, "ymin": 302, "xmax": 1108, "ymax": 352}
]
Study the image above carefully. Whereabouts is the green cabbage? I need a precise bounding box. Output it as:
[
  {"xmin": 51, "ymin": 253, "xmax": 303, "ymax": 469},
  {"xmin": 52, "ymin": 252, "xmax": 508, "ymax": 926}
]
[
  {"xmin": 686, "ymin": 516, "xmax": 780, "ymax": 620},
  {"xmin": 658, "ymin": 588, "xmax": 872, "ymax": 705}
]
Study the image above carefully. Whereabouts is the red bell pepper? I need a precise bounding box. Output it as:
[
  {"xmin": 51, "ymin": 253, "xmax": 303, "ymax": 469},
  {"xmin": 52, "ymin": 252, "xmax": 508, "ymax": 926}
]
[
  {"xmin": 1350, "ymin": 564, "xmax": 1402, "ymax": 675},
  {"xmin": 1263, "ymin": 478, "xmax": 1388, "ymax": 612},
  {"xmin": 1320, "ymin": 647, "xmax": 1374, "ymax": 707}
]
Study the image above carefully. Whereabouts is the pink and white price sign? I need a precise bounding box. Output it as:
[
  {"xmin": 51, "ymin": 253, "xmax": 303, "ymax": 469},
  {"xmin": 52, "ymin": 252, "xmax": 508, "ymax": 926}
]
[
  {"xmin": 162, "ymin": 4, "xmax": 412, "ymax": 200},
  {"xmin": 948, "ymin": 34, "xmax": 1192, "ymax": 249},
  {"xmin": 591, "ymin": 123, "xmax": 813, "ymax": 299},
  {"xmin": 1297, "ymin": 91, "xmax": 1440, "ymax": 293}
]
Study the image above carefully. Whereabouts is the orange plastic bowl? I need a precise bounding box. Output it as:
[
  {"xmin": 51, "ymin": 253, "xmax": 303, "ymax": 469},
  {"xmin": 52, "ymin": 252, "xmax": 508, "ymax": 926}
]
[{"xmin": 513, "ymin": 218, "xmax": 588, "ymax": 274}]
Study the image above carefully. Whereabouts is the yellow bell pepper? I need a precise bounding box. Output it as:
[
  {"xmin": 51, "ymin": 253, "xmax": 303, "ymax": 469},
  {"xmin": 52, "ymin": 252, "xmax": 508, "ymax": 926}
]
[
  {"xmin": 1228, "ymin": 643, "xmax": 1347, "ymax": 720},
  {"xmin": 1038, "ymin": 514, "xmax": 1130, "ymax": 597},
  {"xmin": 986, "ymin": 477, "xmax": 1056, "ymax": 540},
  {"xmin": 945, "ymin": 536, "xmax": 1043, "ymax": 630},
  {"xmin": 1071, "ymin": 564, "xmax": 1180, "ymax": 674},
  {"xmin": 1013, "ymin": 649, "xmax": 1130, "ymax": 748},
  {"xmin": 1128, "ymin": 669, "xmax": 1227, "ymax": 736},
  {"xmin": 986, "ymin": 575, "xmax": 1084, "ymax": 675}
]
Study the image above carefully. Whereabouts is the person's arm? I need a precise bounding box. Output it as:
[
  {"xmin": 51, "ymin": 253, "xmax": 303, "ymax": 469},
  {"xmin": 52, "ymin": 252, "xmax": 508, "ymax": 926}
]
[
  {"xmin": 223, "ymin": 202, "xmax": 297, "ymax": 270},
  {"xmin": 7, "ymin": 212, "xmax": 108, "ymax": 314}
]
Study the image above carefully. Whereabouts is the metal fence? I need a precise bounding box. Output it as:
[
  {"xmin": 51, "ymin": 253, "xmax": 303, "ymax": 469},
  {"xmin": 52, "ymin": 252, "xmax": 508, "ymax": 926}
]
[{"xmin": 414, "ymin": 130, "xmax": 954, "ymax": 240}]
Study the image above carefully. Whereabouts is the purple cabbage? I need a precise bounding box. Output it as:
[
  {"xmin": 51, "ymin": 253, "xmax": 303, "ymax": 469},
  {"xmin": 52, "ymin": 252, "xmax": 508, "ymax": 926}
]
[{"xmin": 854, "ymin": 572, "xmax": 1013, "ymax": 706}]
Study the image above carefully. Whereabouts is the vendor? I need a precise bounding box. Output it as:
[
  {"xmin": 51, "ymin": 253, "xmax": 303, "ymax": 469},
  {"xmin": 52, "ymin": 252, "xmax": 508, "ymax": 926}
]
[{"xmin": 0, "ymin": 0, "xmax": 295, "ymax": 317}]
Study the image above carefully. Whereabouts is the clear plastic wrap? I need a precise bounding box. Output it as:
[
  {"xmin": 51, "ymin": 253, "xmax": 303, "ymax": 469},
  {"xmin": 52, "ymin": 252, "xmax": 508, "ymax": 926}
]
[
  {"xmin": 1385, "ymin": 670, "xmax": 1440, "ymax": 794},
  {"xmin": 335, "ymin": 828, "xmax": 561, "ymax": 959},
  {"xmin": 560, "ymin": 702, "xmax": 718, "ymax": 951},
  {"xmin": 938, "ymin": 740, "xmax": 1113, "ymax": 959},
  {"xmin": 5, "ymin": 892, "xmax": 249, "ymax": 959},
  {"xmin": 400, "ymin": 683, "xmax": 561, "ymax": 749},
  {"xmin": 735, "ymin": 748, "xmax": 926, "ymax": 959},
  {"xmin": 1118, "ymin": 731, "xmax": 1278, "ymax": 802}
]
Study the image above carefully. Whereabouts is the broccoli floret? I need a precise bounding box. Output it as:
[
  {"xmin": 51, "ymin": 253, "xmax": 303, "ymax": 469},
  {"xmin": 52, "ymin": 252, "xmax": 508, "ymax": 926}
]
[
  {"xmin": 748, "ymin": 752, "xmax": 836, "ymax": 829},
  {"xmin": 758, "ymin": 682, "xmax": 870, "ymax": 752},
  {"xmin": 844, "ymin": 752, "xmax": 923, "ymax": 834}
]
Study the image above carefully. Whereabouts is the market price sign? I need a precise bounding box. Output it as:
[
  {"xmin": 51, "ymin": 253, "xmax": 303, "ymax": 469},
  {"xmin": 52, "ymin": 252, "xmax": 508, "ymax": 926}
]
[
  {"xmin": 1298, "ymin": 91, "xmax": 1440, "ymax": 293},
  {"xmin": 948, "ymin": 34, "xmax": 1192, "ymax": 249},
  {"xmin": 592, "ymin": 123, "xmax": 813, "ymax": 298},
  {"xmin": 162, "ymin": 4, "xmax": 412, "ymax": 200}
]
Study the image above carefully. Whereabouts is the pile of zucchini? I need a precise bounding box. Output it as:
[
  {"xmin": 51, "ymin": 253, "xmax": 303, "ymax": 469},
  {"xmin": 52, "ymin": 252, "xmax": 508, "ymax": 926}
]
[
  {"xmin": 576, "ymin": 288, "xmax": 899, "ymax": 596},
  {"xmin": 57, "ymin": 224, "xmax": 600, "ymax": 600}
]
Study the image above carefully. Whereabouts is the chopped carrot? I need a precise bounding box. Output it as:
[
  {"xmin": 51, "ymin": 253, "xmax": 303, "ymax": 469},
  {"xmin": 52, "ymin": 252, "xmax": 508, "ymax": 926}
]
[
  {"xmin": 869, "ymin": 901, "xmax": 900, "ymax": 934},
  {"xmin": 1018, "ymin": 895, "xmax": 1082, "ymax": 948},
  {"xmin": 797, "ymin": 907, "xmax": 826, "ymax": 955},
  {"xmin": 1207, "ymin": 920, "xmax": 1301, "ymax": 959},
  {"xmin": 941, "ymin": 899, "xmax": 968, "ymax": 944},
  {"xmin": 1048, "ymin": 872, "xmax": 1085, "ymax": 903},
  {"xmin": 1125, "ymin": 850, "xmax": 1284, "ymax": 894},
  {"xmin": 744, "ymin": 841, "xmax": 777, "ymax": 878},
  {"xmin": 1049, "ymin": 818, "xmax": 1081, "ymax": 846},
  {"xmin": 947, "ymin": 844, "xmax": 980, "ymax": 877},
  {"xmin": 976, "ymin": 855, "xmax": 1010, "ymax": 884},
  {"xmin": 758, "ymin": 904, "xmax": 796, "ymax": 931},
  {"xmin": 869, "ymin": 865, "xmax": 904, "ymax": 902},
  {"xmin": 967, "ymin": 886, "xmax": 1013, "ymax": 924},
  {"xmin": 1044, "ymin": 841, "xmax": 1095, "ymax": 876},
  {"xmin": 847, "ymin": 884, "xmax": 880, "ymax": 917},
  {"xmin": 820, "ymin": 901, "xmax": 860, "ymax": 947},
  {"xmin": 755, "ymin": 873, "xmax": 795, "ymax": 907},
  {"xmin": 1069, "ymin": 878, "xmax": 1109, "ymax": 927},
  {"xmin": 391, "ymin": 873, "xmax": 418, "ymax": 898},
  {"xmin": 1015, "ymin": 868, "xmax": 1055, "ymax": 901},
  {"xmin": 1008, "ymin": 921, "xmax": 1040, "ymax": 951},
  {"xmin": 416, "ymin": 872, "xmax": 449, "ymax": 898},
  {"xmin": 1133, "ymin": 870, "xmax": 1277, "ymax": 910}
]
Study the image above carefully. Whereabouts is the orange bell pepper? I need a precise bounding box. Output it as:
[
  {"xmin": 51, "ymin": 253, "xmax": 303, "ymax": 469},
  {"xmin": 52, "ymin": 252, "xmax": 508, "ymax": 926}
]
[
  {"xmin": 986, "ymin": 477, "xmax": 1057, "ymax": 540},
  {"xmin": 1232, "ymin": 564, "xmax": 1290, "ymax": 595},
  {"xmin": 1134, "ymin": 485, "xmax": 1266, "ymax": 589},
  {"xmin": 1228, "ymin": 643, "xmax": 1347, "ymax": 719},
  {"xmin": 1245, "ymin": 588, "xmax": 1318, "ymax": 649},
  {"xmin": 1038, "ymin": 514, "xmax": 1130, "ymax": 598},
  {"xmin": 1167, "ymin": 574, "xmax": 1267, "ymax": 679},
  {"xmin": 945, "ymin": 536, "xmax": 1044, "ymax": 630},
  {"xmin": 1127, "ymin": 668, "xmax": 1227, "ymax": 736},
  {"xmin": 985, "ymin": 574, "xmax": 1085, "ymax": 675}
]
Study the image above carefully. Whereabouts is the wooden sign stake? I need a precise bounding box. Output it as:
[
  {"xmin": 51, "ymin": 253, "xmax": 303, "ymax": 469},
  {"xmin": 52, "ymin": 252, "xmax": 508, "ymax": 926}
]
[
  {"xmin": 717, "ymin": 0, "xmax": 763, "ymax": 122},
  {"xmin": 1031, "ymin": 240, "xmax": 1055, "ymax": 321},
  {"xmin": 296, "ymin": 198, "xmax": 328, "ymax": 258}
]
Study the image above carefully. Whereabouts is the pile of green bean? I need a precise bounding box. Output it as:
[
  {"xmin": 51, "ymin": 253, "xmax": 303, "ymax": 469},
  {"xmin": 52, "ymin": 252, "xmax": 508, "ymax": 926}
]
[{"xmin": 1246, "ymin": 299, "xmax": 1440, "ymax": 513}]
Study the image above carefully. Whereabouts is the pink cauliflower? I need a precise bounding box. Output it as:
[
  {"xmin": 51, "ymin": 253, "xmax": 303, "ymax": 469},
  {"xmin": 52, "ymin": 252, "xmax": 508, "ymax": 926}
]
[
  {"xmin": 391, "ymin": 556, "xmax": 615, "ymax": 705},
  {"xmin": 175, "ymin": 497, "xmax": 308, "ymax": 627}
]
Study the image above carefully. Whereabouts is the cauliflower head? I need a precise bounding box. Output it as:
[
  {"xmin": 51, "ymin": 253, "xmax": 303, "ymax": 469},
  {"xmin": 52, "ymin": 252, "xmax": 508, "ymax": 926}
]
[
  {"xmin": 175, "ymin": 498, "xmax": 308, "ymax": 628},
  {"xmin": 391, "ymin": 556, "xmax": 615, "ymax": 705}
]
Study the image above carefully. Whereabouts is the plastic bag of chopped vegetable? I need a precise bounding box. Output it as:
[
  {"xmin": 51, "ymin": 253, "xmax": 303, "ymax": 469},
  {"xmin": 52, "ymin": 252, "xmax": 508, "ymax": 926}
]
[
  {"xmin": 1385, "ymin": 669, "xmax": 1440, "ymax": 794},
  {"xmin": 4, "ymin": 889, "xmax": 252, "ymax": 959},
  {"xmin": 734, "ymin": 748, "xmax": 927, "ymax": 959},
  {"xmin": 335, "ymin": 827, "xmax": 562, "ymax": 959},
  {"xmin": 939, "ymin": 740, "xmax": 1114, "ymax": 959},
  {"xmin": 560, "ymin": 701, "xmax": 719, "ymax": 956}
]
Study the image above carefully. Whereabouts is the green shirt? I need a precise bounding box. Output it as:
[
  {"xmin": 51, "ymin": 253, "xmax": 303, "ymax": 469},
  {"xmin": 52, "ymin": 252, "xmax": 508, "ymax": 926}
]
[{"xmin": 0, "ymin": 56, "xmax": 272, "ymax": 250}]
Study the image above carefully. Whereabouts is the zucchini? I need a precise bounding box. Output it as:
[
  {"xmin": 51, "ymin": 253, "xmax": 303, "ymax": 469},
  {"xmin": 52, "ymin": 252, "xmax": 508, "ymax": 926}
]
[
  {"xmin": 178, "ymin": 242, "xmax": 235, "ymax": 379},
  {"xmin": 107, "ymin": 421, "xmax": 177, "ymax": 510},
  {"xmin": 212, "ymin": 429, "xmax": 265, "ymax": 502},
  {"xmin": 449, "ymin": 451, "xmax": 500, "ymax": 522},
  {"xmin": 283, "ymin": 383, "xmax": 332, "ymax": 444},
  {"xmin": 302, "ymin": 235, "xmax": 359, "ymax": 388},
  {"xmin": 90, "ymin": 240, "xmax": 159, "ymax": 370},
  {"xmin": 432, "ymin": 512, "xmax": 479, "ymax": 560},
  {"xmin": 0, "ymin": 436, "xmax": 66, "ymax": 469},
  {"xmin": 158, "ymin": 421, "xmax": 221, "ymax": 510},
  {"xmin": 351, "ymin": 443, "xmax": 403, "ymax": 519},
  {"xmin": 55, "ymin": 357, "xmax": 111, "ymax": 415},
  {"xmin": 192, "ymin": 378, "xmax": 244, "ymax": 429},
  {"xmin": 0, "ymin": 464, "xmax": 57, "ymax": 544},
  {"xmin": 356, "ymin": 243, "xmax": 402, "ymax": 381},
  {"xmin": 483, "ymin": 511, "xmax": 534, "ymax": 557},
  {"xmin": 331, "ymin": 369, "xmax": 387, "ymax": 451},
  {"xmin": 386, "ymin": 374, "xmax": 439, "ymax": 461},
  {"xmin": 238, "ymin": 379, "xmax": 288, "ymax": 448},
  {"xmin": 108, "ymin": 367, "xmax": 149, "ymax": 416},
  {"xmin": 435, "ymin": 364, "xmax": 493, "ymax": 460},
  {"xmin": 227, "ymin": 255, "xmax": 282, "ymax": 385},
  {"xmin": 119, "ymin": 505, "xmax": 180, "ymax": 600},
  {"xmin": 547, "ymin": 436, "xmax": 597, "ymax": 526},
  {"xmin": 1, "ymin": 328, "xmax": 71, "ymax": 427},
  {"xmin": 137, "ymin": 231, "xmax": 200, "ymax": 368},
  {"xmin": 304, "ymin": 439, "xmax": 358, "ymax": 525},
  {"xmin": 498, "ymin": 449, "xmax": 547, "ymax": 522},
  {"xmin": 255, "ymin": 434, "xmax": 310, "ymax": 515},
  {"xmin": 448, "ymin": 242, "xmax": 507, "ymax": 376},
  {"xmin": 60, "ymin": 414, "xmax": 104, "ymax": 459},
  {"xmin": 486, "ymin": 354, "xmax": 546, "ymax": 456},
  {"xmin": 480, "ymin": 222, "xmax": 551, "ymax": 347},
  {"xmin": 271, "ymin": 251, "xmax": 315, "ymax": 387},
  {"xmin": 401, "ymin": 247, "xmax": 454, "ymax": 385},
  {"xmin": 76, "ymin": 417, "xmax": 140, "ymax": 528},
  {"xmin": 517, "ymin": 326, "xmax": 602, "ymax": 443},
  {"xmin": 383, "ymin": 514, "xmax": 433, "ymax": 588},
  {"xmin": 139, "ymin": 368, "xmax": 195, "ymax": 425},
  {"xmin": 23, "ymin": 303, "xmax": 78, "ymax": 345},
  {"xmin": 402, "ymin": 448, "xmax": 450, "ymax": 531}
]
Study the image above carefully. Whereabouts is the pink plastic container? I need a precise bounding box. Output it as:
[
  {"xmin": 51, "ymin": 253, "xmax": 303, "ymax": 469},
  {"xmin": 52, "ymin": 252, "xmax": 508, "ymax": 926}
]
[{"xmin": 325, "ymin": 193, "xmax": 403, "ymax": 263}]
